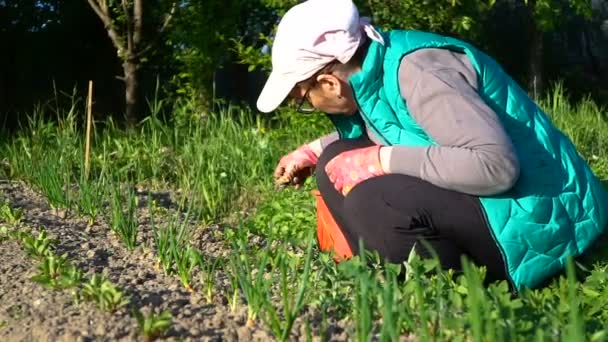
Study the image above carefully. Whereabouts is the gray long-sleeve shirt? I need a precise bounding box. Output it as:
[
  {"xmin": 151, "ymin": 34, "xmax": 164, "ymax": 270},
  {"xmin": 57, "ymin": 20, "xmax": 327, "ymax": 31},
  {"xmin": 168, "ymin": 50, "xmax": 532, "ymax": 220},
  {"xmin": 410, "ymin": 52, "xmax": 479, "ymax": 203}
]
[{"xmin": 366, "ymin": 48, "xmax": 520, "ymax": 196}]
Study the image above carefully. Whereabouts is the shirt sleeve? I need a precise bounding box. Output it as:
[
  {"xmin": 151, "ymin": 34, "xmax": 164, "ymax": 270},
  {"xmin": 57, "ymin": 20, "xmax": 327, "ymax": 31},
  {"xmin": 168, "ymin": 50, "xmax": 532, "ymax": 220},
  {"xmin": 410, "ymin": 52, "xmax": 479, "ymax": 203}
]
[{"xmin": 385, "ymin": 48, "xmax": 520, "ymax": 196}]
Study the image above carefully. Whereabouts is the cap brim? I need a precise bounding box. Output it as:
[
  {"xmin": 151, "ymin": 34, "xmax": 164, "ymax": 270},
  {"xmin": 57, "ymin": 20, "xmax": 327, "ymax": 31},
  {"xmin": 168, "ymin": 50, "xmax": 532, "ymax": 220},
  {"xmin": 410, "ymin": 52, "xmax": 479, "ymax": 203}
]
[{"xmin": 256, "ymin": 71, "xmax": 296, "ymax": 113}]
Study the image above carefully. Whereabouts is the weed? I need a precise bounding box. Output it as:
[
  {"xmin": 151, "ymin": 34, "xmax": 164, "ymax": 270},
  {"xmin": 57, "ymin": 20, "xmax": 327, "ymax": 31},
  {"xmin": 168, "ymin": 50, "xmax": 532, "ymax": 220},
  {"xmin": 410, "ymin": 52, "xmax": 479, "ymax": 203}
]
[
  {"xmin": 0, "ymin": 225, "xmax": 9, "ymax": 242},
  {"xmin": 31, "ymin": 253, "xmax": 83, "ymax": 289},
  {"xmin": 229, "ymin": 241, "xmax": 271, "ymax": 327},
  {"xmin": 133, "ymin": 308, "xmax": 173, "ymax": 342},
  {"xmin": 17, "ymin": 229, "xmax": 55, "ymax": 259},
  {"xmin": 152, "ymin": 212, "xmax": 190, "ymax": 275},
  {"xmin": 261, "ymin": 235, "xmax": 315, "ymax": 342},
  {"xmin": 109, "ymin": 183, "xmax": 139, "ymax": 250},
  {"xmin": 0, "ymin": 199, "xmax": 23, "ymax": 226},
  {"xmin": 199, "ymin": 256, "xmax": 223, "ymax": 303},
  {"xmin": 175, "ymin": 246, "xmax": 201, "ymax": 292},
  {"xmin": 76, "ymin": 173, "xmax": 105, "ymax": 226},
  {"xmin": 81, "ymin": 274, "xmax": 129, "ymax": 312}
]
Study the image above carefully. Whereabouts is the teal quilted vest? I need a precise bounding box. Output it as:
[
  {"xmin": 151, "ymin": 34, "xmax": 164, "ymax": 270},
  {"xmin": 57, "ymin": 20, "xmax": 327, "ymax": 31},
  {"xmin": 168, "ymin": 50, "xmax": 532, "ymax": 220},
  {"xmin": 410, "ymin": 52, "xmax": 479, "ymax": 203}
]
[{"xmin": 328, "ymin": 30, "xmax": 608, "ymax": 289}]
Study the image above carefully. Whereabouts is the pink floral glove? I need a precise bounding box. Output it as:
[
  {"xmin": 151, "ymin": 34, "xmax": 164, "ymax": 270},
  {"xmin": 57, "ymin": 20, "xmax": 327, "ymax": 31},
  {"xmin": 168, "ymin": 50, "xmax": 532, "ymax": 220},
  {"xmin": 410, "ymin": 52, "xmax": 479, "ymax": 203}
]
[
  {"xmin": 325, "ymin": 145, "xmax": 385, "ymax": 196},
  {"xmin": 274, "ymin": 144, "xmax": 319, "ymax": 188}
]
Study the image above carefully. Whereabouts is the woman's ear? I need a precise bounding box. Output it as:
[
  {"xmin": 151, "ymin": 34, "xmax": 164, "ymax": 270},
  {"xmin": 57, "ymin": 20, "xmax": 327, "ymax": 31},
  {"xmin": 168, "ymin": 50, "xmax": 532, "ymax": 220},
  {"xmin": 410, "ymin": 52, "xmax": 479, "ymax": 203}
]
[{"xmin": 316, "ymin": 74, "xmax": 342, "ymax": 97}]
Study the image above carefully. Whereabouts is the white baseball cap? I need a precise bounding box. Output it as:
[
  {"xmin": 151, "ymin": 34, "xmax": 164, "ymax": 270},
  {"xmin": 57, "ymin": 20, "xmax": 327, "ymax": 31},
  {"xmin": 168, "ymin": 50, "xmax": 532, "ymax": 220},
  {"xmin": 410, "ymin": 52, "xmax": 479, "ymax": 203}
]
[{"xmin": 256, "ymin": 0, "xmax": 384, "ymax": 113}]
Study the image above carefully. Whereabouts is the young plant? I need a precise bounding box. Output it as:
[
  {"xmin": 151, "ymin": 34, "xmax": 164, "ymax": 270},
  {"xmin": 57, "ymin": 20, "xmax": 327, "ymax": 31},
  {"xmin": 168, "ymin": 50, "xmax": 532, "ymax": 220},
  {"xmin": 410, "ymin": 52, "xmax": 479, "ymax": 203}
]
[
  {"xmin": 229, "ymin": 242, "xmax": 271, "ymax": 327},
  {"xmin": 0, "ymin": 225, "xmax": 10, "ymax": 242},
  {"xmin": 76, "ymin": 172, "xmax": 105, "ymax": 226},
  {"xmin": 133, "ymin": 308, "xmax": 173, "ymax": 342},
  {"xmin": 152, "ymin": 210, "xmax": 191, "ymax": 275},
  {"xmin": 226, "ymin": 272, "xmax": 239, "ymax": 314},
  {"xmin": 175, "ymin": 246, "xmax": 201, "ymax": 292},
  {"xmin": 81, "ymin": 274, "xmax": 129, "ymax": 312},
  {"xmin": 32, "ymin": 150, "xmax": 73, "ymax": 211},
  {"xmin": 18, "ymin": 229, "xmax": 55, "ymax": 259},
  {"xmin": 0, "ymin": 198, "xmax": 23, "ymax": 226},
  {"xmin": 261, "ymin": 236, "xmax": 315, "ymax": 342},
  {"xmin": 378, "ymin": 264, "xmax": 403, "ymax": 342},
  {"xmin": 109, "ymin": 184, "xmax": 139, "ymax": 250},
  {"xmin": 199, "ymin": 256, "xmax": 223, "ymax": 303},
  {"xmin": 31, "ymin": 253, "xmax": 83, "ymax": 289}
]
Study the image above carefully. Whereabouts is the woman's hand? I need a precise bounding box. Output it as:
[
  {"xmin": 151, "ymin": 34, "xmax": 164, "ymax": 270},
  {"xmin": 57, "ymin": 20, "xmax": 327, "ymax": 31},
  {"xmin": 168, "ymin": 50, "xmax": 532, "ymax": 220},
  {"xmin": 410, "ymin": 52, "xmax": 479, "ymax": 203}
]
[
  {"xmin": 325, "ymin": 145, "xmax": 385, "ymax": 196},
  {"xmin": 274, "ymin": 144, "xmax": 319, "ymax": 189}
]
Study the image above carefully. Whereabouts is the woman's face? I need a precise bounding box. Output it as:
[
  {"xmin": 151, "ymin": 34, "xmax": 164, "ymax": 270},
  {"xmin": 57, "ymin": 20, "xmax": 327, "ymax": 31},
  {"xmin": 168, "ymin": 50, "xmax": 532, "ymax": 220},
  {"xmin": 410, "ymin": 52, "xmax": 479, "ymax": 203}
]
[{"xmin": 291, "ymin": 74, "xmax": 358, "ymax": 115}]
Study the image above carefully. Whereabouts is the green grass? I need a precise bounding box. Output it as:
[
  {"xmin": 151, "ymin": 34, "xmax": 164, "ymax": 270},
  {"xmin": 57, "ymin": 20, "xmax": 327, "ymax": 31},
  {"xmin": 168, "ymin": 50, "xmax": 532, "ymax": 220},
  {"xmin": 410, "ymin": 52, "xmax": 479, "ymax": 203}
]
[{"xmin": 1, "ymin": 87, "xmax": 607, "ymax": 340}]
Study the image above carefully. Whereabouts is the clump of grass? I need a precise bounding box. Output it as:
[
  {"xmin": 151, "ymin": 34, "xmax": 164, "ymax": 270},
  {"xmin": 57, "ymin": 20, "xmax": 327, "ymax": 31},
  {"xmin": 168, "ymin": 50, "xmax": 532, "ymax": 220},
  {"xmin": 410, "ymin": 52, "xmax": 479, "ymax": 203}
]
[
  {"xmin": 31, "ymin": 253, "xmax": 83, "ymax": 289},
  {"xmin": 260, "ymin": 235, "xmax": 315, "ymax": 342},
  {"xmin": 108, "ymin": 183, "xmax": 139, "ymax": 250},
  {"xmin": 229, "ymin": 241, "xmax": 272, "ymax": 327},
  {"xmin": 199, "ymin": 256, "xmax": 223, "ymax": 304},
  {"xmin": 133, "ymin": 308, "xmax": 173, "ymax": 342},
  {"xmin": 81, "ymin": 274, "xmax": 130, "ymax": 312},
  {"xmin": 16, "ymin": 229, "xmax": 55, "ymax": 259},
  {"xmin": 152, "ymin": 209, "xmax": 191, "ymax": 275},
  {"xmin": 76, "ymin": 172, "xmax": 105, "ymax": 226},
  {"xmin": 0, "ymin": 198, "xmax": 24, "ymax": 226},
  {"xmin": 175, "ymin": 246, "xmax": 201, "ymax": 292}
]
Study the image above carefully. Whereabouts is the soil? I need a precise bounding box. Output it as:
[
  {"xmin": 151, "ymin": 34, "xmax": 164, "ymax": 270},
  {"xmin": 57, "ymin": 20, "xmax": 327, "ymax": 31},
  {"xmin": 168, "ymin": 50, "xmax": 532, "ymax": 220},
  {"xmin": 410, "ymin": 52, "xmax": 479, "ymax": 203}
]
[{"xmin": 0, "ymin": 181, "xmax": 351, "ymax": 342}]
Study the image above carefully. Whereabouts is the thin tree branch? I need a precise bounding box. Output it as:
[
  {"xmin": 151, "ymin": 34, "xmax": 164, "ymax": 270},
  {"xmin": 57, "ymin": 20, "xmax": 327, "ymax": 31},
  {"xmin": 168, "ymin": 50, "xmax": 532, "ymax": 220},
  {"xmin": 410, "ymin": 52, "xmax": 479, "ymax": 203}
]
[
  {"xmin": 121, "ymin": 0, "xmax": 133, "ymax": 53},
  {"xmin": 135, "ymin": 1, "xmax": 178, "ymax": 58},
  {"xmin": 86, "ymin": 0, "xmax": 126, "ymax": 53},
  {"xmin": 158, "ymin": 1, "xmax": 177, "ymax": 34},
  {"xmin": 133, "ymin": 0, "xmax": 143, "ymax": 48}
]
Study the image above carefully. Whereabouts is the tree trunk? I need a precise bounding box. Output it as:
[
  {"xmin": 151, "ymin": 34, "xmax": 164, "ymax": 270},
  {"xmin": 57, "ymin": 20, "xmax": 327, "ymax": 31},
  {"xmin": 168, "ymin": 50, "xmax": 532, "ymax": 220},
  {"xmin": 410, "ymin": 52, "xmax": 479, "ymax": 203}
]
[
  {"xmin": 526, "ymin": 3, "xmax": 544, "ymax": 98},
  {"xmin": 123, "ymin": 57, "xmax": 139, "ymax": 124}
]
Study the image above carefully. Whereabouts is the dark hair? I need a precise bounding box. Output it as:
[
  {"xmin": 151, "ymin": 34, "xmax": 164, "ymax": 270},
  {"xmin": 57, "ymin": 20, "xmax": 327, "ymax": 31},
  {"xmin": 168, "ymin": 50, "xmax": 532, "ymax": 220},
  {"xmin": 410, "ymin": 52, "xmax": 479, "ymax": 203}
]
[{"xmin": 296, "ymin": 37, "xmax": 371, "ymax": 89}]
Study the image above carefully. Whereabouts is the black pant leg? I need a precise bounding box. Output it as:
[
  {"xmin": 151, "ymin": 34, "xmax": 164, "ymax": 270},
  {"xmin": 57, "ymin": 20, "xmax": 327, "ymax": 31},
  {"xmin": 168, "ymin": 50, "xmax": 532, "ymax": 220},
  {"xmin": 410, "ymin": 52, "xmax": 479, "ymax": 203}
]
[
  {"xmin": 315, "ymin": 139, "xmax": 508, "ymax": 283},
  {"xmin": 315, "ymin": 137, "xmax": 374, "ymax": 249}
]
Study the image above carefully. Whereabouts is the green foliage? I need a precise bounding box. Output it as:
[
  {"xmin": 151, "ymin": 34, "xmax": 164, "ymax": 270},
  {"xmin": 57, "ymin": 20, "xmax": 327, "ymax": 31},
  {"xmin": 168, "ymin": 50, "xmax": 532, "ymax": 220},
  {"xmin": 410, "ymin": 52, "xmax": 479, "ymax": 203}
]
[
  {"xmin": 228, "ymin": 241, "xmax": 271, "ymax": 325},
  {"xmin": 0, "ymin": 198, "xmax": 24, "ymax": 226},
  {"xmin": 133, "ymin": 308, "xmax": 173, "ymax": 342},
  {"xmin": 168, "ymin": 0, "xmax": 244, "ymax": 102},
  {"xmin": 231, "ymin": 0, "xmax": 495, "ymax": 72},
  {"xmin": 524, "ymin": 0, "xmax": 592, "ymax": 31},
  {"xmin": 81, "ymin": 274, "xmax": 130, "ymax": 312},
  {"xmin": 108, "ymin": 183, "xmax": 139, "ymax": 251},
  {"xmin": 260, "ymin": 235, "xmax": 315, "ymax": 341},
  {"xmin": 16, "ymin": 229, "xmax": 55, "ymax": 260},
  {"xmin": 175, "ymin": 246, "xmax": 201, "ymax": 292},
  {"xmin": 31, "ymin": 253, "xmax": 83, "ymax": 290},
  {"xmin": 1, "ymin": 87, "xmax": 607, "ymax": 340}
]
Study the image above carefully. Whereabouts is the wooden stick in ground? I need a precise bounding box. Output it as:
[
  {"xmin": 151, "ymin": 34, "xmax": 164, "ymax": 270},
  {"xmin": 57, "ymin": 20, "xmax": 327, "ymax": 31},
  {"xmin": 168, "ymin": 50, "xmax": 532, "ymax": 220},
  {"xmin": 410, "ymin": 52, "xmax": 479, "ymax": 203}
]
[{"xmin": 85, "ymin": 80, "xmax": 94, "ymax": 180}]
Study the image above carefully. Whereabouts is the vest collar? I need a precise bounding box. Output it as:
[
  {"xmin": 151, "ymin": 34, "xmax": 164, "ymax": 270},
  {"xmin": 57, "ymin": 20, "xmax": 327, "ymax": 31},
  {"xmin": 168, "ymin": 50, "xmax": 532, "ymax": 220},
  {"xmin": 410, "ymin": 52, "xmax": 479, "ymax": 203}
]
[{"xmin": 348, "ymin": 37, "xmax": 387, "ymax": 104}]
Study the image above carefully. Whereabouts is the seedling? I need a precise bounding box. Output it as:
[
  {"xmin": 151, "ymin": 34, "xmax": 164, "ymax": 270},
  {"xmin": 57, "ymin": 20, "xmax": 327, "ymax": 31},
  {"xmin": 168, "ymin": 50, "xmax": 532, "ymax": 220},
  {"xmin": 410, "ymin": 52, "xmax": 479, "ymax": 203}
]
[
  {"xmin": 81, "ymin": 274, "xmax": 129, "ymax": 312},
  {"xmin": 199, "ymin": 256, "xmax": 223, "ymax": 303},
  {"xmin": 0, "ymin": 225, "xmax": 9, "ymax": 242},
  {"xmin": 226, "ymin": 272, "xmax": 239, "ymax": 314},
  {"xmin": 261, "ymin": 236, "xmax": 315, "ymax": 342},
  {"xmin": 152, "ymin": 211, "xmax": 191, "ymax": 275},
  {"xmin": 31, "ymin": 253, "xmax": 83, "ymax": 289},
  {"xmin": 229, "ymin": 243, "xmax": 271, "ymax": 327},
  {"xmin": 175, "ymin": 246, "xmax": 201, "ymax": 292},
  {"xmin": 18, "ymin": 229, "xmax": 55, "ymax": 259},
  {"xmin": 0, "ymin": 198, "xmax": 23, "ymax": 226},
  {"xmin": 133, "ymin": 308, "xmax": 173, "ymax": 342},
  {"xmin": 76, "ymin": 174, "xmax": 104, "ymax": 226},
  {"xmin": 109, "ymin": 184, "xmax": 139, "ymax": 250},
  {"xmin": 32, "ymin": 151, "xmax": 72, "ymax": 210}
]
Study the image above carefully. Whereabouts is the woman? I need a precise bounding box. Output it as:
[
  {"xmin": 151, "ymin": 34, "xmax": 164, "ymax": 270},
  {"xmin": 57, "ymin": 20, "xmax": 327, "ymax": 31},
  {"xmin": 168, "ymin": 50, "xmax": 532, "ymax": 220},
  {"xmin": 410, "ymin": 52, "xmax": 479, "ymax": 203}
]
[{"xmin": 256, "ymin": 0, "xmax": 608, "ymax": 290}]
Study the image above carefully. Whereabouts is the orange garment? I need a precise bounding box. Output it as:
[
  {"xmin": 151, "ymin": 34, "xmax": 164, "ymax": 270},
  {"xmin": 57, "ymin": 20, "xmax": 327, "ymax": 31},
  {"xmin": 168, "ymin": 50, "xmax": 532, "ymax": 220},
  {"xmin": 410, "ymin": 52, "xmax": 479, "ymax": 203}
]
[{"xmin": 311, "ymin": 190, "xmax": 353, "ymax": 261}]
